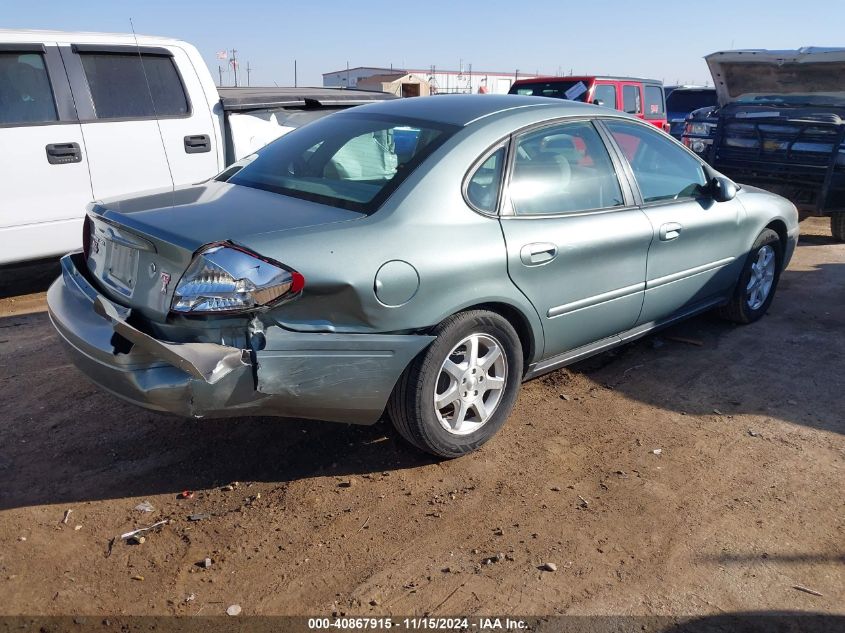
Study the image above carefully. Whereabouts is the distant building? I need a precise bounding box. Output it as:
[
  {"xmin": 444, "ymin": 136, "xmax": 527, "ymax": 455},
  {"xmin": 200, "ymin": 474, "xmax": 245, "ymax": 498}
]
[
  {"xmin": 323, "ymin": 66, "xmax": 534, "ymax": 95},
  {"xmin": 356, "ymin": 73, "xmax": 431, "ymax": 98}
]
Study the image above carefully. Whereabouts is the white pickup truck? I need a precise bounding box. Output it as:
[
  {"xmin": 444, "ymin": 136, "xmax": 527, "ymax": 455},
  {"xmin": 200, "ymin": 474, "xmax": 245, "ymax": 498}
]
[{"xmin": 0, "ymin": 29, "xmax": 393, "ymax": 264}]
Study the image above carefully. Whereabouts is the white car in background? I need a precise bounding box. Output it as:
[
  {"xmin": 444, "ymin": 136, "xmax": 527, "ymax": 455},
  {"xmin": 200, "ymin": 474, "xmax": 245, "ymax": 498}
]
[{"xmin": 0, "ymin": 29, "xmax": 392, "ymax": 264}]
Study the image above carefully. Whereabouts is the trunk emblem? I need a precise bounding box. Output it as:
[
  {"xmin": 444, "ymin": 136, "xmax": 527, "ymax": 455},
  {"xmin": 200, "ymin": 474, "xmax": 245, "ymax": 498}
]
[{"xmin": 160, "ymin": 272, "xmax": 172, "ymax": 294}]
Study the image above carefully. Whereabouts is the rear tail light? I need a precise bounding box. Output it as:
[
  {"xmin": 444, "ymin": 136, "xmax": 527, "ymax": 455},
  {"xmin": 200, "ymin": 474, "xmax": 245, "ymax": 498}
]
[
  {"xmin": 171, "ymin": 243, "xmax": 304, "ymax": 314},
  {"xmin": 82, "ymin": 215, "xmax": 92, "ymax": 260}
]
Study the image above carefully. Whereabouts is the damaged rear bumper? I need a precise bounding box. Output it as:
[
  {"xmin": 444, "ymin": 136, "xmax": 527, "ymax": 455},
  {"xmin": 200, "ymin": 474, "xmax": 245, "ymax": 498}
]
[{"xmin": 47, "ymin": 253, "xmax": 433, "ymax": 424}]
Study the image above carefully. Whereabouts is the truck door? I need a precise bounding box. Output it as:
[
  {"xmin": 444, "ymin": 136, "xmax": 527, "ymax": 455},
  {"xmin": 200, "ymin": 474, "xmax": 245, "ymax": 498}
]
[
  {"xmin": 154, "ymin": 45, "xmax": 220, "ymax": 184},
  {"xmin": 60, "ymin": 44, "xmax": 175, "ymax": 200},
  {"xmin": 0, "ymin": 43, "xmax": 93, "ymax": 264}
]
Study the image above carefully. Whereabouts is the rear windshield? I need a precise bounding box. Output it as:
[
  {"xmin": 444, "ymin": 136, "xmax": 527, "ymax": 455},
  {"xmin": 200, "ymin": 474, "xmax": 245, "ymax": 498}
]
[
  {"xmin": 227, "ymin": 113, "xmax": 456, "ymax": 213},
  {"xmin": 666, "ymin": 90, "xmax": 717, "ymax": 113},
  {"xmin": 510, "ymin": 80, "xmax": 591, "ymax": 102}
]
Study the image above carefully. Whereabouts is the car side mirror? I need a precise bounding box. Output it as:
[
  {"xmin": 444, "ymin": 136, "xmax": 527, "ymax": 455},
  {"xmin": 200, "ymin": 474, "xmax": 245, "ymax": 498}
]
[
  {"xmin": 593, "ymin": 99, "xmax": 604, "ymax": 106},
  {"xmin": 709, "ymin": 176, "xmax": 737, "ymax": 202}
]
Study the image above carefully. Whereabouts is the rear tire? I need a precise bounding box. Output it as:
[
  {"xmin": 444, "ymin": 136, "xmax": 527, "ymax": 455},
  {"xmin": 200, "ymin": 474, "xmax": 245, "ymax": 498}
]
[
  {"xmin": 388, "ymin": 310, "xmax": 523, "ymax": 458},
  {"xmin": 718, "ymin": 228, "xmax": 782, "ymax": 324},
  {"xmin": 831, "ymin": 214, "xmax": 845, "ymax": 242}
]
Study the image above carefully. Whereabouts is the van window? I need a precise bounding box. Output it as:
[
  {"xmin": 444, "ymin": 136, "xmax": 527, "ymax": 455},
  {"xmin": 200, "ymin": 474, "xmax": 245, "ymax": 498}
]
[
  {"xmin": 79, "ymin": 53, "xmax": 189, "ymax": 119},
  {"xmin": 0, "ymin": 52, "xmax": 57, "ymax": 125},
  {"xmin": 593, "ymin": 84, "xmax": 616, "ymax": 109},
  {"xmin": 622, "ymin": 85, "xmax": 641, "ymax": 114},
  {"xmin": 644, "ymin": 85, "xmax": 665, "ymax": 119}
]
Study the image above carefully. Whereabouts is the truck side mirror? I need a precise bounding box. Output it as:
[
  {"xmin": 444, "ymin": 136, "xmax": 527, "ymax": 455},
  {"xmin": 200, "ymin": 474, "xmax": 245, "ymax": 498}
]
[{"xmin": 709, "ymin": 176, "xmax": 737, "ymax": 202}]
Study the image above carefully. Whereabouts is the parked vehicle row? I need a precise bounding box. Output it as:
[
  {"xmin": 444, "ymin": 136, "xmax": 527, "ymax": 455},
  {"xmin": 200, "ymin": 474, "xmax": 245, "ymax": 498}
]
[
  {"xmin": 664, "ymin": 85, "xmax": 717, "ymax": 139},
  {"xmin": 681, "ymin": 47, "xmax": 845, "ymax": 241},
  {"xmin": 0, "ymin": 29, "xmax": 393, "ymax": 265},
  {"xmin": 47, "ymin": 95, "xmax": 799, "ymax": 457}
]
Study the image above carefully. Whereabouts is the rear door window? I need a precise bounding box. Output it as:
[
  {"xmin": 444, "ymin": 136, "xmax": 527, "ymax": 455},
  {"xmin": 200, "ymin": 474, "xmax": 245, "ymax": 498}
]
[
  {"xmin": 79, "ymin": 52, "xmax": 189, "ymax": 119},
  {"xmin": 643, "ymin": 85, "xmax": 665, "ymax": 119},
  {"xmin": 0, "ymin": 52, "xmax": 58, "ymax": 125},
  {"xmin": 593, "ymin": 84, "xmax": 617, "ymax": 109},
  {"xmin": 509, "ymin": 121, "xmax": 624, "ymax": 215},
  {"xmin": 622, "ymin": 85, "xmax": 641, "ymax": 114}
]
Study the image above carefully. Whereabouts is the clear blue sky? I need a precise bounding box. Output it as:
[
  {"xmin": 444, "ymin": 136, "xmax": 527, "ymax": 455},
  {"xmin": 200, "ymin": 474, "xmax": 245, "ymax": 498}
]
[{"xmin": 4, "ymin": 0, "xmax": 843, "ymax": 87}]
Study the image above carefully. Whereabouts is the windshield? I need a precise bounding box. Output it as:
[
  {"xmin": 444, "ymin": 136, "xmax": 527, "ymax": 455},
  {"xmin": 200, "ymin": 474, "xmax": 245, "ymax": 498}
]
[
  {"xmin": 666, "ymin": 90, "xmax": 717, "ymax": 113},
  {"xmin": 510, "ymin": 80, "xmax": 591, "ymax": 101},
  {"xmin": 227, "ymin": 113, "xmax": 456, "ymax": 213}
]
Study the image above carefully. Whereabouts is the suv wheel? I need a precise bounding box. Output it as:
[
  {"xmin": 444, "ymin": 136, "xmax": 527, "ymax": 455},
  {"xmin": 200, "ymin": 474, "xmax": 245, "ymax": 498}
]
[{"xmin": 388, "ymin": 310, "xmax": 523, "ymax": 458}]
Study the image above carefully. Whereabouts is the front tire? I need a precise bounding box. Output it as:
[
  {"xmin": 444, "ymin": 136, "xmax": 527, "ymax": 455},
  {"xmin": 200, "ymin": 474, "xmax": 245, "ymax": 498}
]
[
  {"xmin": 388, "ymin": 310, "xmax": 523, "ymax": 458},
  {"xmin": 718, "ymin": 228, "xmax": 782, "ymax": 324},
  {"xmin": 831, "ymin": 214, "xmax": 845, "ymax": 242}
]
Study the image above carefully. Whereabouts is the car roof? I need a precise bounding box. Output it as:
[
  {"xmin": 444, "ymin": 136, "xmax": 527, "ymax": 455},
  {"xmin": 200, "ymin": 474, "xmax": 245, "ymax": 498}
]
[
  {"xmin": 513, "ymin": 75, "xmax": 663, "ymax": 85},
  {"xmin": 349, "ymin": 94, "xmax": 613, "ymax": 126},
  {"xmin": 667, "ymin": 85, "xmax": 716, "ymax": 92},
  {"xmin": 0, "ymin": 28, "xmax": 186, "ymax": 48}
]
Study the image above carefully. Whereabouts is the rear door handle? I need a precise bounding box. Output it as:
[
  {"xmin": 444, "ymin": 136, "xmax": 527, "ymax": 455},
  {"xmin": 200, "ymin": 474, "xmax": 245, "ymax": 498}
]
[
  {"xmin": 659, "ymin": 222, "xmax": 683, "ymax": 241},
  {"xmin": 520, "ymin": 242, "xmax": 558, "ymax": 266},
  {"xmin": 184, "ymin": 134, "xmax": 211, "ymax": 154},
  {"xmin": 45, "ymin": 142, "xmax": 82, "ymax": 164}
]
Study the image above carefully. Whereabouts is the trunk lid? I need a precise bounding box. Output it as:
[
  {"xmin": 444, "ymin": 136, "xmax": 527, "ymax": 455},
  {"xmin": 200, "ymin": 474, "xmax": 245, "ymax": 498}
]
[{"xmin": 85, "ymin": 180, "xmax": 363, "ymax": 321}]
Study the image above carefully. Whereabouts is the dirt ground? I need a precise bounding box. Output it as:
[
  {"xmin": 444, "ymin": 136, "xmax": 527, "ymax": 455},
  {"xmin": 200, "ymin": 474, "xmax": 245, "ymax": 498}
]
[{"xmin": 0, "ymin": 217, "xmax": 842, "ymax": 619}]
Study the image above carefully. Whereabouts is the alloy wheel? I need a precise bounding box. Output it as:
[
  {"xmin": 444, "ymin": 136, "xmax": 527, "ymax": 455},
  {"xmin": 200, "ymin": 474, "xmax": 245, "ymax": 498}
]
[
  {"xmin": 746, "ymin": 244, "xmax": 776, "ymax": 310},
  {"xmin": 434, "ymin": 333, "xmax": 508, "ymax": 435}
]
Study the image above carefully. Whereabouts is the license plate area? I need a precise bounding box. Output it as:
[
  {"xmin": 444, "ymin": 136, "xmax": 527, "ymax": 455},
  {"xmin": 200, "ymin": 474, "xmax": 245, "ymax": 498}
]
[{"xmin": 102, "ymin": 240, "xmax": 139, "ymax": 296}]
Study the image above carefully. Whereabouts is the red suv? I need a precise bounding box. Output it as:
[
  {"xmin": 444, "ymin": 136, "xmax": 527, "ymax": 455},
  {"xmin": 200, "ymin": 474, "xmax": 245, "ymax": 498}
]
[{"xmin": 509, "ymin": 76, "xmax": 669, "ymax": 131}]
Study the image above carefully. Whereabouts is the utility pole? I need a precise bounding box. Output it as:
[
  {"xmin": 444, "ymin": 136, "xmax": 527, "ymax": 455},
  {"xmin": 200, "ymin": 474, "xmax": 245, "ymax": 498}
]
[
  {"xmin": 218, "ymin": 65, "xmax": 223, "ymax": 86},
  {"xmin": 246, "ymin": 61, "xmax": 252, "ymax": 87},
  {"xmin": 294, "ymin": 59, "xmax": 297, "ymax": 87},
  {"xmin": 231, "ymin": 48, "xmax": 238, "ymax": 87},
  {"xmin": 346, "ymin": 60, "xmax": 350, "ymax": 88}
]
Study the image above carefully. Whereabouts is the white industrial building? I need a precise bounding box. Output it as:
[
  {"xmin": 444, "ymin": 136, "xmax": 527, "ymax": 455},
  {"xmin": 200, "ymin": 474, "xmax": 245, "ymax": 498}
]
[{"xmin": 323, "ymin": 66, "xmax": 534, "ymax": 95}]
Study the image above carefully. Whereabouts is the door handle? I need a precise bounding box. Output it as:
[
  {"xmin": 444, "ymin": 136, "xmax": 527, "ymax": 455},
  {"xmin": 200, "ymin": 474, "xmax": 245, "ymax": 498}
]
[
  {"xmin": 184, "ymin": 134, "xmax": 211, "ymax": 154},
  {"xmin": 659, "ymin": 222, "xmax": 683, "ymax": 241},
  {"xmin": 520, "ymin": 242, "xmax": 558, "ymax": 266},
  {"xmin": 45, "ymin": 142, "xmax": 82, "ymax": 165}
]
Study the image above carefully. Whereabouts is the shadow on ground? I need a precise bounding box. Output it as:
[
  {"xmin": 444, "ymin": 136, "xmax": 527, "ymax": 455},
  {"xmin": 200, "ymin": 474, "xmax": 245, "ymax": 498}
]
[{"xmin": 0, "ymin": 258, "xmax": 61, "ymax": 299}]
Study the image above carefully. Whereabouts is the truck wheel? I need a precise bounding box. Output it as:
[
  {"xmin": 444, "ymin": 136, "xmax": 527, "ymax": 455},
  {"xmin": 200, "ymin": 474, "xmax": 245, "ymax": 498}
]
[
  {"xmin": 831, "ymin": 214, "xmax": 845, "ymax": 242},
  {"xmin": 718, "ymin": 229, "xmax": 782, "ymax": 324},
  {"xmin": 388, "ymin": 310, "xmax": 523, "ymax": 458}
]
